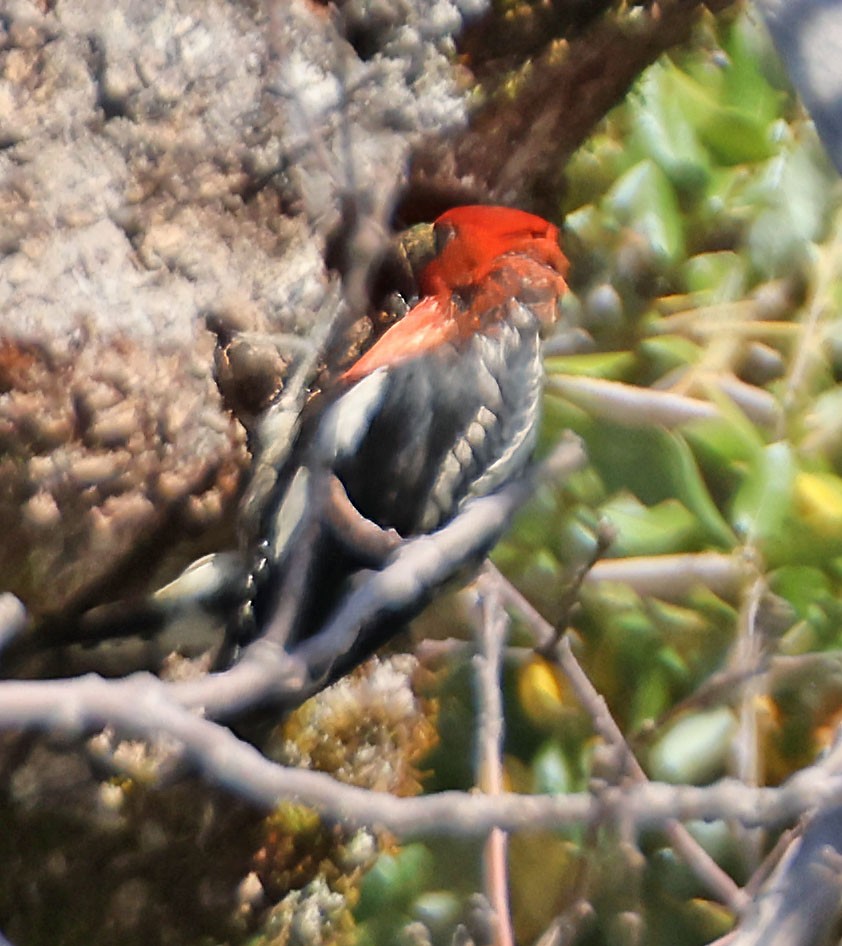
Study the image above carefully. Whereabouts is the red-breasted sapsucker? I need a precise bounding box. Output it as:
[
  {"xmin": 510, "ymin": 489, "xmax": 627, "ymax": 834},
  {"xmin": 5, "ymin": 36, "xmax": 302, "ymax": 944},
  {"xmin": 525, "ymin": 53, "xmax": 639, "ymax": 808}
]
[{"xmin": 234, "ymin": 205, "xmax": 569, "ymax": 691}]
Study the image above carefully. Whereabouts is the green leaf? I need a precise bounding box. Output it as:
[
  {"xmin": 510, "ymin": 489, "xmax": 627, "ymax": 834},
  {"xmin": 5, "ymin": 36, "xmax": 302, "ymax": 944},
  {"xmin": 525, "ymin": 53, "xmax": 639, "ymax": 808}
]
[
  {"xmin": 699, "ymin": 103, "xmax": 777, "ymax": 166},
  {"xmin": 639, "ymin": 334, "xmax": 703, "ymax": 378},
  {"xmin": 770, "ymin": 565, "xmax": 831, "ymax": 620},
  {"xmin": 685, "ymin": 415, "xmax": 764, "ymax": 471},
  {"xmin": 718, "ymin": 16, "xmax": 785, "ymax": 123},
  {"xmin": 599, "ymin": 494, "xmax": 700, "ymax": 557},
  {"xmin": 731, "ymin": 441, "xmax": 796, "ymax": 542},
  {"xmin": 630, "ymin": 62, "xmax": 711, "ymax": 194},
  {"xmin": 357, "ymin": 845, "xmax": 435, "ymax": 919},
  {"xmin": 648, "ymin": 708, "xmax": 737, "ymax": 783},
  {"xmin": 581, "ymin": 423, "xmax": 734, "ymax": 548},
  {"xmin": 726, "ymin": 450, "xmax": 842, "ymax": 565},
  {"xmin": 746, "ymin": 136, "xmax": 836, "ymax": 276},
  {"xmin": 563, "ymin": 133, "xmax": 633, "ymax": 212},
  {"xmin": 649, "ymin": 600, "xmax": 711, "ymax": 640},
  {"xmin": 664, "ymin": 60, "xmax": 776, "ymax": 165},
  {"xmin": 532, "ymin": 741, "xmax": 576, "ymax": 795},
  {"xmin": 545, "ymin": 350, "xmax": 636, "ymax": 380},
  {"xmin": 606, "ymin": 159, "xmax": 686, "ymax": 265},
  {"xmin": 630, "ymin": 665, "xmax": 673, "ymax": 730},
  {"xmin": 680, "ymin": 251, "xmax": 747, "ymax": 300}
]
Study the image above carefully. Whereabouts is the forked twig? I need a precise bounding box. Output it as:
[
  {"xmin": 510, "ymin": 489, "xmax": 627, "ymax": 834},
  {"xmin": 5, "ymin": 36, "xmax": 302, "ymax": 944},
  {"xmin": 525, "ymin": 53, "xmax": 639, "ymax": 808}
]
[{"xmin": 485, "ymin": 564, "xmax": 750, "ymax": 914}]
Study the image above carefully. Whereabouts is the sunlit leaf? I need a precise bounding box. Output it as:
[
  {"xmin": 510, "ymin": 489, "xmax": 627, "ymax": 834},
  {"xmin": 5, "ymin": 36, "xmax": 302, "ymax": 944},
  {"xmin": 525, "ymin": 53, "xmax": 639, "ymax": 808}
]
[
  {"xmin": 794, "ymin": 471, "xmax": 842, "ymax": 538},
  {"xmin": 746, "ymin": 137, "xmax": 837, "ymax": 276},
  {"xmin": 599, "ymin": 493, "xmax": 700, "ymax": 557},
  {"xmin": 685, "ymin": 414, "xmax": 763, "ymax": 471},
  {"xmin": 730, "ymin": 440, "xmax": 796, "ymax": 549},
  {"xmin": 639, "ymin": 334, "xmax": 703, "ymax": 379},
  {"xmin": 545, "ymin": 350, "xmax": 636, "ymax": 379},
  {"xmin": 532, "ymin": 741, "xmax": 576, "ymax": 795},
  {"xmin": 648, "ymin": 708, "xmax": 738, "ymax": 783},
  {"xmin": 517, "ymin": 658, "xmax": 570, "ymax": 729},
  {"xmin": 680, "ymin": 251, "xmax": 747, "ymax": 300},
  {"xmin": 606, "ymin": 159, "xmax": 686, "ymax": 265},
  {"xmin": 630, "ymin": 62, "xmax": 711, "ymax": 194},
  {"xmin": 662, "ymin": 60, "xmax": 776, "ymax": 165},
  {"xmin": 631, "ymin": 664, "xmax": 674, "ymax": 729}
]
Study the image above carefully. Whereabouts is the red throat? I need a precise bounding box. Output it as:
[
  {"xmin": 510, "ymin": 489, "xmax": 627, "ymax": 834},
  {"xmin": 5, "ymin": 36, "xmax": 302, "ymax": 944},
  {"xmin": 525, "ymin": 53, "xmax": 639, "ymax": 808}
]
[
  {"xmin": 341, "ymin": 295, "xmax": 459, "ymax": 383},
  {"xmin": 341, "ymin": 205, "xmax": 568, "ymax": 384}
]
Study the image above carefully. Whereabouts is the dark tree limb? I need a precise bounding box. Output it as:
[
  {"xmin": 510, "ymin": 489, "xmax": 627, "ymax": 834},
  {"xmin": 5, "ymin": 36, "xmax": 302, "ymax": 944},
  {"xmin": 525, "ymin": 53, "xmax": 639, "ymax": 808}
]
[{"xmin": 409, "ymin": 0, "xmax": 740, "ymax": 214}]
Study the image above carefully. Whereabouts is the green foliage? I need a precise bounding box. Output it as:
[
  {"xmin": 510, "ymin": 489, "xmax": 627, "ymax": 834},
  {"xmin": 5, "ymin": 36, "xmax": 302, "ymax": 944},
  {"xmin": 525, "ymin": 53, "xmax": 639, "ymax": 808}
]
[
  {"xmin": 357, "ymin": 9, "xmax": 842, "ymax": 946},
  {"xmin": 497, "ymin": 9, "xmax": 842, "ymax": 945}
]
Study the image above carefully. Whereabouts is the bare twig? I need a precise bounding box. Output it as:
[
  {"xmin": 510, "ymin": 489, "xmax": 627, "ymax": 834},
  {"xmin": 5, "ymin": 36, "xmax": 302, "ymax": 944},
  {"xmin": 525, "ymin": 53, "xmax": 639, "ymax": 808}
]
[
  {"xmin": 729, "ymin": 572, "xmax": 769, "ymax": 872},
  {"xmin": 474, "ymin": 587, "xmax": 514, "ymax": 946},
  {"xmin": 743, "ymin": 821, "xmax": 805, "ymax": 899},
  {"xmin": 533, "ymin": 901, "xmax": 595, "ymax": 946},
  {"xmin": 548, "ymin": 375, "xmax": 719, "ymax": 427},
  {"xmin": 535, "ymin": 520, "xmax": 615, "ymax": 659},
  {"xmin": 780, "ymin": 237, "xmax": 841, "ymax": 422},
  {"xmin": 2, "ymin": 667, "xmax": 842, "ymax": 834},
  {"xmin": 646, "ymin": 664, "xmax": 767, "ymax": 736},
  {"xmin": 486, "ymin": 565, "xmax": 750, "ymax": 913},
  {"xmin": 709, "ymin": 374, "xmax": 782, "ymax": 429},
  {"xmin": 584, "ymin": 552, "xmax": 747, "ymax": 600},
  {"xmin": 719, "ymin": 804, "xmax": 842, "ymax": 946},
  {"xmin": 549, "ymin": 372, "xmax": 781, "ymax": 431}
]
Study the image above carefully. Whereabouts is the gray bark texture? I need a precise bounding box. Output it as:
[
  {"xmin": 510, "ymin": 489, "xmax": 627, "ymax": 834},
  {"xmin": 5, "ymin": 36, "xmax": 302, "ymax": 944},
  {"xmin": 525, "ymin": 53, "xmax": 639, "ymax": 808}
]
[{"xmin": 0, "ymin": 0, "xmax": 472, "ymax": 619}]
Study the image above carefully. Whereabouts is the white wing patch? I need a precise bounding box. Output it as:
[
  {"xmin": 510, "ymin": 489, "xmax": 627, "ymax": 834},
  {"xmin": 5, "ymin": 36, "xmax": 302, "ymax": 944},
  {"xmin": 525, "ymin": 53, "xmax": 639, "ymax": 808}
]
[{"xmin": 315, "ymin": 368, "xmax": 390, "ymax": 462}]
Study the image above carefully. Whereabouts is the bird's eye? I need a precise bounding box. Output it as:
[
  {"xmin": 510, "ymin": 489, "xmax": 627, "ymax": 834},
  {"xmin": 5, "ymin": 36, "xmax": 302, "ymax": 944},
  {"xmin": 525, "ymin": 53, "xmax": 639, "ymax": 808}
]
[{"xmin": 433, "ymin": 221, "xmax": 457, "ymax": 257}]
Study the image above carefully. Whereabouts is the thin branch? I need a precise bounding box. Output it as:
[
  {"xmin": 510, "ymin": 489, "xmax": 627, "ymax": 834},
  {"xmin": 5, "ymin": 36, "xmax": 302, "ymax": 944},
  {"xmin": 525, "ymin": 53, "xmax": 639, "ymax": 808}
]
[
  {"xmin": 781, "ymin": 237, "xmax": 841, "ymax": 422},
  {"xmin": 2, "ymin": 670, "xmax": 842, "ymax": 835},
  {"xmin": 474, "ymin": 588, "xmax": 514, "ymax": 946},
  {"xmin": 709, "ymin": 374, "xmax": 782, "ymax": 430},
  {"xmin": 720, "ymin": 804, "xmax": 842, "ymax": 946},
  {"xmin": 652, "ymin": 308, "xmax": 799, "ymax": 339},
  {"xmin": 533, "ymin": 901, "xmax": 595, "ymax": 946},
  {"xmin": 584, "ymin": 552, "xmax": 747, "ymax": 600},
  {"xmin": 743, "ymin": 821, "xmax": 805, "ymax": 899},
  {"xmin": 486, "ymin": 565, "xmax": 750, "ymax": 913},
  {"xmin": 729, "ymin": 571, "xmax": 769, "ymax": 872},
  {"xmin": 547, "ymin": 375, "xmax": 719, "ymax": 427},
  {"xmin": 549, "ymin": 372, "xmax": 780, "ymax": 431},
  {"xmin": 647, "ymin": 663, "xmax": 767, "ymax": 735},
  {"xmin": 535, "ymin": 520, "xmax": 615, "ymax": 659}
]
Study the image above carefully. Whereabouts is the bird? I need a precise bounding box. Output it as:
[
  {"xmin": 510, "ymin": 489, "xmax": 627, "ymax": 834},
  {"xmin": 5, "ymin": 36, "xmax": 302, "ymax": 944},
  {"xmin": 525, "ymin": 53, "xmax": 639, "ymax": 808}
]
[
  {"xmin": 2, "ymin": 206, "xmax": 568, "ymax": 701},
  {"xmin": 231, "ymin": 204, "xmax": 569, "ymax": 693}
]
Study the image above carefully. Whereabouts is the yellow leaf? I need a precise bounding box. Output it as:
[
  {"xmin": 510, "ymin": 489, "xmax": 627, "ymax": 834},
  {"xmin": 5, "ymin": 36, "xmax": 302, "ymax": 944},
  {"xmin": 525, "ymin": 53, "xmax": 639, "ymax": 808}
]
[
  {"xmin": 795, "ymin": 472, "xmax": 842, "ymax": 536},
  {"xmin": 517, "ymin": 657, "xmax": 569, "ymax": 727}
]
